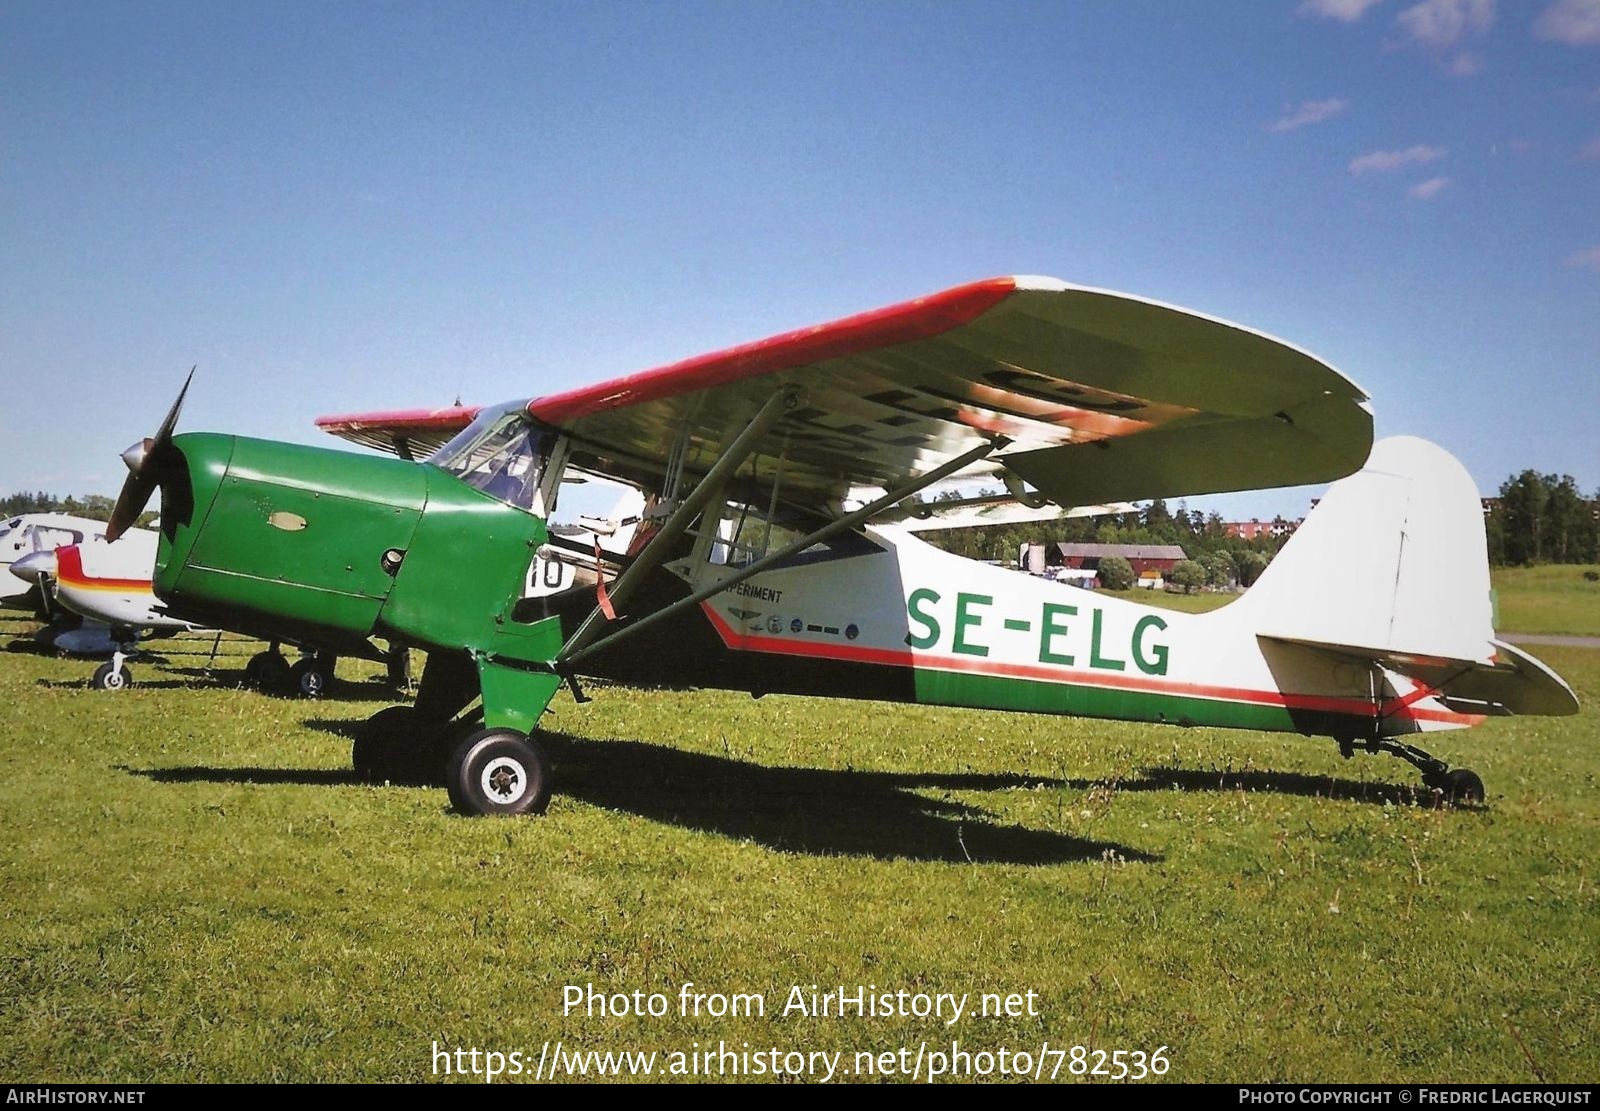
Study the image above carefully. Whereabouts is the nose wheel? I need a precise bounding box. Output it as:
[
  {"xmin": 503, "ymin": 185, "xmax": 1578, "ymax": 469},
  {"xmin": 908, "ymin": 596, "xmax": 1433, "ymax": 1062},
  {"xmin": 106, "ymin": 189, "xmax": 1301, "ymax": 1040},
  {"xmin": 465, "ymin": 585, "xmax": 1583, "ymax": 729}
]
[{"xmin": 91, "ymin": 659, "xmax": 132, "ymax": 690}]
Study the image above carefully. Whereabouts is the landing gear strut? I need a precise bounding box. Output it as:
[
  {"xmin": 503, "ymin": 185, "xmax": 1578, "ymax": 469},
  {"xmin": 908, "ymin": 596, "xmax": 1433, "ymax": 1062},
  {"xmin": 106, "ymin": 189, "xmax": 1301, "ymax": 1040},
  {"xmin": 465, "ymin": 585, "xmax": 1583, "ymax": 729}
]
[
  {"xmin": 1337, "ymin": 735, "xmax": 1486, "ymax": 805},
  {"xmin": 92, "ymin": 656, "xmax": 132, "ymax": 690},
  {"xmin": 90, "ymin": 628, "xmax": 140, "ymax": 691}
]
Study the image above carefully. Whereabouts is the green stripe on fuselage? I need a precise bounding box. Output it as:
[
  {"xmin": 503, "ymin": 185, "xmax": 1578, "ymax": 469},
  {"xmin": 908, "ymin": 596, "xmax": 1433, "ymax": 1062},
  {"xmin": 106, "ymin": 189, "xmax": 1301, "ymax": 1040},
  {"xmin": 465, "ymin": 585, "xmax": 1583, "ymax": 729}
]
[{"xmin": 911, "ymin": 665, "xmax": 1360, "ymax": 737}]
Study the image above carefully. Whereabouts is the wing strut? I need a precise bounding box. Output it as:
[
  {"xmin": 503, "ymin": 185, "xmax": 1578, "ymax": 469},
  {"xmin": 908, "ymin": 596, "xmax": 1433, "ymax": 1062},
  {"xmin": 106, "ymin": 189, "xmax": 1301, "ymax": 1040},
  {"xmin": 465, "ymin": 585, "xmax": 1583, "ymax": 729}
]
[
  {"xmin": 556, "ymin": 384, "xmax": 805, "ymax": 664},
  {"xmin": 557, "ymin": 435, "xmax": 1010, "ymax": 673}
]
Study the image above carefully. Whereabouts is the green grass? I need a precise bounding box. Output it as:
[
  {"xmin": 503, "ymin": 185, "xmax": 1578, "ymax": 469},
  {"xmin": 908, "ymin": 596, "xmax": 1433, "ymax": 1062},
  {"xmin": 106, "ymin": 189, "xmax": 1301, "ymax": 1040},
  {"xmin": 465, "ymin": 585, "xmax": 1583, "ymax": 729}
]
[
  {"xmin": 1, "ymin": 616, "xmax": 1596, "ymax": 1084},
  {"xmin": 1492, "ymin": 564, "xmax": 1600, "ymax": 637},
  {"xmin": 1100, "ymin": 588, "xmax": 1237, "ymax": 615}
]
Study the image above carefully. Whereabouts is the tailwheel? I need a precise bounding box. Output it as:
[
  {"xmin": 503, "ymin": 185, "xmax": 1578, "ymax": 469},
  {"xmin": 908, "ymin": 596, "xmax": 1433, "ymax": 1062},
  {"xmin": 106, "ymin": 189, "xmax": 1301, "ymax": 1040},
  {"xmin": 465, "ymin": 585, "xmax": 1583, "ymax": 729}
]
[
  {"xmin": 91, "ymin": 660, "xmax": 133, "ymax": 691},
  {"xmin": 446, "ymin": 728, "xmax": 552, "ymax": 817},
  {"xmin": 352, "ymin": 706, "xmax": 449, "ymax": 786},
  {"xmin": 1349, "ymin": 734, "xmax": 1488, "ymax": 808},
  {"xmin": 1434, "ymin": 767, "xmax": 1486, "ymax": 806}
]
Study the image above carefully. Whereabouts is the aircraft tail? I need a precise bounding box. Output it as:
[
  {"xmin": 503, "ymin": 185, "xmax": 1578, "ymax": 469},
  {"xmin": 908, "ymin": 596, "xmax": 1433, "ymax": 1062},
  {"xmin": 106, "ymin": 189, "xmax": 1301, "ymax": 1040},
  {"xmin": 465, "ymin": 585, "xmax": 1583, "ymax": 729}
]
[{"xmin": 1232, "ymin": 436, "xmax": 1577, "ymax": 718}]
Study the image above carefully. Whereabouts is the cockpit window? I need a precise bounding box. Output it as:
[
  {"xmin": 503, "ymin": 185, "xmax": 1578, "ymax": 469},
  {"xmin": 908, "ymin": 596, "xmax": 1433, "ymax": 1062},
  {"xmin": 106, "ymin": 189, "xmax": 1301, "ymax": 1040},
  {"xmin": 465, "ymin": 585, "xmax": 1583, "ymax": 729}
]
[{"xmin": 428, "ymin": 404, "xmax": 552, "ymax": 512}]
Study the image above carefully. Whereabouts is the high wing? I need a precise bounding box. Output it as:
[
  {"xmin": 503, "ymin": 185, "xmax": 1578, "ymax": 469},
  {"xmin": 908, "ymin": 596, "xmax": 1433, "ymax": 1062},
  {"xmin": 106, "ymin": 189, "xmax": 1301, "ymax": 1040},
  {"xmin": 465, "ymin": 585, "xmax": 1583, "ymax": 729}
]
[
  {"xmin": 317, "ymin": 276, "xmax": 1372, "ymax": 509},
  {"xmin": 315, "ymin": 404, "xmax": 482, "ymax": 459}
]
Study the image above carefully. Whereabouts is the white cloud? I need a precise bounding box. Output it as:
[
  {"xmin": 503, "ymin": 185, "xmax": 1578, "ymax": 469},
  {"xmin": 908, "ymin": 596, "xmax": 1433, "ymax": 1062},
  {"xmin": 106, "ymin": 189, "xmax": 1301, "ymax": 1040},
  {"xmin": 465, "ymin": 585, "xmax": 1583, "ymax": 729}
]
[
  {"xmin": 1534, "ymin": 0, "xmax": 1600, "ymax": 45},
  {"xmin": 1564, "ymin": 244, "xmax": 1600, "ymax": 270},
  {"xmin": 1397, "ymin": 0, "xmax": 1495, "ymax": 47},
  {"xmin": 1299, "ymin": 0, "xmax": 1385, "ymax": 20},
  {"xmin": 1349, "ymin": 145, "xmax": 1448, "ymax": 174},
  {"xmin": 1270, "ymin": 98, "xmax": 1350, "ymax": 132},
  {"xmin": 1409, "ymin": 176, "xmax": 1452, "ymax": 198}
]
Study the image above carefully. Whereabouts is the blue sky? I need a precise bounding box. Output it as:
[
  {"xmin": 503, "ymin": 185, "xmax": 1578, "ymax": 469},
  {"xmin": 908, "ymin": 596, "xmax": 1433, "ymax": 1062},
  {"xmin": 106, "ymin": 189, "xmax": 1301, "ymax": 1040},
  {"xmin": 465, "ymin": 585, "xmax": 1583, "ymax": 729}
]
[{"xmin": 2, "ymin": 1, "xmax": 1596, "ymax": 521}]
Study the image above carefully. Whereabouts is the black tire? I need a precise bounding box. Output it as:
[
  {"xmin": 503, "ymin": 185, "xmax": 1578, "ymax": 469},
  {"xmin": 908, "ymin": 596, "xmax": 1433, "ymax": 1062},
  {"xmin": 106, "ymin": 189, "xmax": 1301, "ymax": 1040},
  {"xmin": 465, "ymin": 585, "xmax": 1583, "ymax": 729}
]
[
  {"xmin": 1441, "ymin": 768, "xmax": 1485, "ymax": 805},
  {"xmin": 244, "ymin": 650, "xmax": 294, "ymax": 694},
  {"xmin": 446, "ymin": 729, "xmax": 552, "ymax": 817},
  {"xmin": 292, "ymin": 657, "xmax": 332, "ymax": 699},
  {"xmin": 353, "ymin": 706, "xmax": 434, "ymax": 785},
  {"xmin": 92, "ymin": 661, "xmax": 132, "ymax": 691}
]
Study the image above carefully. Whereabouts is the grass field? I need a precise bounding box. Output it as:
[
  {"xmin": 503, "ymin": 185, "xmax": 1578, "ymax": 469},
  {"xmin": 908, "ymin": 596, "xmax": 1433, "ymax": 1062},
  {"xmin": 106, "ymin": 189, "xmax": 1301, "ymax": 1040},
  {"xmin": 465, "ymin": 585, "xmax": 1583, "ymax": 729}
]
[
  {"xmin": 1101, "ymin": 588, "xmax": 1236, "ymax": 615},
  {"xmin": 1112, "ymin": 564, "xmax": 1600, "ymax": 633},
  {"xmin": 1491, "ymin": 565, "xmax": 1600, "ymax": 637},
  {"xmin": 1, "ymin": 611, "xmax": 1595, "ymax": 1084}
]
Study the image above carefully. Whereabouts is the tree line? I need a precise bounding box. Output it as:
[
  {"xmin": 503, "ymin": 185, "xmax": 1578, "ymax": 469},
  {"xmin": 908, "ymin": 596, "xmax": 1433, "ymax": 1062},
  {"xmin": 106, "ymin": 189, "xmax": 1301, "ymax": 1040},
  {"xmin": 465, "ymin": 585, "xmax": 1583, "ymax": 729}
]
[
  {"xmin": 1, "ymin": 491, "xmax": 117, "ymax": 521},
  {"xmin": 1485, "ymin": 472, "xmax": 1598, "ymax": 566},
  {"xmin": 922, "ymin": 495, "xmax": 1286, "ymax": 588}
]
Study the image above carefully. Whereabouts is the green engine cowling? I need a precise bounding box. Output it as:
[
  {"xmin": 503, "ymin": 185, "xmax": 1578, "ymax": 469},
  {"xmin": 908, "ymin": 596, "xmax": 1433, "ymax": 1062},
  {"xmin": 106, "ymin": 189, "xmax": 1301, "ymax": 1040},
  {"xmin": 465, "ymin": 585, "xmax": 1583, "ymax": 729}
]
[{"xmin": 154, "ymin": 432, "xmax": 564, "ymax": 731}]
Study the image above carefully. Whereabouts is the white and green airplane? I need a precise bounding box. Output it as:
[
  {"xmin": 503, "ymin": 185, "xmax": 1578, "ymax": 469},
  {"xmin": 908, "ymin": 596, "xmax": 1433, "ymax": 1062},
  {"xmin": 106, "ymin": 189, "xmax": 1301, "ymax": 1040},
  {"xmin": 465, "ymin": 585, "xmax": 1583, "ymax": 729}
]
[{"xmin": 116, "ymin": 277, "xmax": 1578, "ymax": 814}]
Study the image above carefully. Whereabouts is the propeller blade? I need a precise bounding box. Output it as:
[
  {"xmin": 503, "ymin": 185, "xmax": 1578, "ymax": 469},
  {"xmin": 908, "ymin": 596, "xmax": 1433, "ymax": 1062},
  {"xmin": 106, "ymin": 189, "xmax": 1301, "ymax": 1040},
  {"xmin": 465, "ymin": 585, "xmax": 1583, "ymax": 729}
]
[
  {"xmin": 153, "ymin": 366, "xmax": 195, "ymax": 451},
  {"xmin": 106, "ymin": 468, "xmax": 158, "ymax": 542},
  {"xmin": 106, "ymin": 368, "xmax": 195, "ymax": 542}
]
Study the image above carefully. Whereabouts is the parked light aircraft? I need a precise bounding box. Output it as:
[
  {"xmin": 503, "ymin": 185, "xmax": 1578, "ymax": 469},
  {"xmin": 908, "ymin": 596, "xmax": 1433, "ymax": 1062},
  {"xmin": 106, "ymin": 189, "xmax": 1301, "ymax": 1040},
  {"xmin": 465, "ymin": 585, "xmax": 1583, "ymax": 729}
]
[
  {"xmin": 12, "ymin": 532, "xmax": 379, "ymax": 697},
  {"xmin": 0, "ymin": 513, "xmax": 108, "ymax": 616},
  {"xmin": 104, "ymin": 277, "xmax": 1578, "ymax": 816},
  {"xmin": 9, "ymin": 532, "xmax": 204, "ymax": 688}
]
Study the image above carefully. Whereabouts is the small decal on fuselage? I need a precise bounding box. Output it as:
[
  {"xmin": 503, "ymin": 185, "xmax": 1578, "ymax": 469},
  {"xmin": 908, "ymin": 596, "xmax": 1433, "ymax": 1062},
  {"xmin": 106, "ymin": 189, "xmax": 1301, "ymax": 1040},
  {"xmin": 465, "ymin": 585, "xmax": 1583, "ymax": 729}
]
[{"xmin": 724, "ymin": 581, "xmax": 783, "ymax": 604}]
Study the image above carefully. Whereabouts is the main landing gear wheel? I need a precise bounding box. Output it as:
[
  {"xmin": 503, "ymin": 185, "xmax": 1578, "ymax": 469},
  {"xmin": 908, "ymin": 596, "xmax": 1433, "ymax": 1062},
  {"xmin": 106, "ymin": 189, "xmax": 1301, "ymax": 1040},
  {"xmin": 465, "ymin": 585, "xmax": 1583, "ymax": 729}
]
[
  {"xmin": 92, "ymin": 661, "xmax": 132, "ymax": 691},
  {"xmin": 292, "ymin": 656, "xmax": 332, "ymax": 699},
  {"xmin": 352, "ymin": 706, "xmax": 446, "ymax": 786},
  {"xmin": 244, "ymin": 649, "xmax": 293, "ymax": 695},
  {"xmin": 446, "ymin": 729, "xmax": 552, "ymax": 817}
]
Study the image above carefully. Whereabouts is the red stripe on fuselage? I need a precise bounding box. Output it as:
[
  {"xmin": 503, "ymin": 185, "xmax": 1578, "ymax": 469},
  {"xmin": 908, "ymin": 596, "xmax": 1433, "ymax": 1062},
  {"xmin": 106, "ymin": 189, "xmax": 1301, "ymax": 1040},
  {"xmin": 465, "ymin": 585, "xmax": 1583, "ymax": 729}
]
[{"xmin": 700, "ymin": 604, "xmax": 1483, "ymax": 727}]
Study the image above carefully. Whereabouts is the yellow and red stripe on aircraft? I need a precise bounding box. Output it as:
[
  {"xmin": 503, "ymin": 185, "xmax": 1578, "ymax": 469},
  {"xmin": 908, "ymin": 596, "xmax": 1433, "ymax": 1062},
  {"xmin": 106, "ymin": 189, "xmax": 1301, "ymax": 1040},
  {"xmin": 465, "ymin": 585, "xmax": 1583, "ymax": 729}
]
[
  {"xmin": 701, "ymin": 604, "xmax": 1482, "ymax": 733},
  {"xmin": 54, "ymin": 545, "xmax": 154, "ymax": 593}
]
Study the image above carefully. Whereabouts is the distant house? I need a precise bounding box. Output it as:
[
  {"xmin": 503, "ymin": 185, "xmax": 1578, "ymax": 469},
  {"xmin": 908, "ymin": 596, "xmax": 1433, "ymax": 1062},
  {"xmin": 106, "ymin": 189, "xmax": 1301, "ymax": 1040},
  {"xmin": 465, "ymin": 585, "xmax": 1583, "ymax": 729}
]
[
  {"xmin": 1222, "ymin": 517, "xmax": 1299, "ymax": 540},
  {"xmin": 1020, "ymin": 542, "xmax": 1188, "ymax": 584}
]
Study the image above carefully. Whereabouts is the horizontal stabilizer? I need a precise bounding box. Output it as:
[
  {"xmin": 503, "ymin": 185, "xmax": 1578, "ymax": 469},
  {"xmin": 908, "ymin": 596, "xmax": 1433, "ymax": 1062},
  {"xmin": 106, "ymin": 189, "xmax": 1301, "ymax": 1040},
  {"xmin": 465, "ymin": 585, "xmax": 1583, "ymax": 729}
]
[{"xmin": 1260, "ymin": 635, "xmax": 1579, "ymax": 718}]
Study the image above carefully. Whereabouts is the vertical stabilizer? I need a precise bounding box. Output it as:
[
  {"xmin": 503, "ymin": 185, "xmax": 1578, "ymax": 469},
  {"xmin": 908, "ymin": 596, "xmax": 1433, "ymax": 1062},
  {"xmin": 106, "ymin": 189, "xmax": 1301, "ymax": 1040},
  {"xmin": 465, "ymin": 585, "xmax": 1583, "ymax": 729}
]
[{"xmin": 1233, "ymin": 437, "xmax": 1495, "ymax": 664}]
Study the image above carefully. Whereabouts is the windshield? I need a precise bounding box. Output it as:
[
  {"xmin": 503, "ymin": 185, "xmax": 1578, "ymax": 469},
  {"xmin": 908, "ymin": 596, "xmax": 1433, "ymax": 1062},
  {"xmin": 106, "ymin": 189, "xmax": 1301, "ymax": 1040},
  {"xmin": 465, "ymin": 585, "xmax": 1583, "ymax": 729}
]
[{"xmin": 428, "ymin": 404, "xmax": 552, "ymax": 512}]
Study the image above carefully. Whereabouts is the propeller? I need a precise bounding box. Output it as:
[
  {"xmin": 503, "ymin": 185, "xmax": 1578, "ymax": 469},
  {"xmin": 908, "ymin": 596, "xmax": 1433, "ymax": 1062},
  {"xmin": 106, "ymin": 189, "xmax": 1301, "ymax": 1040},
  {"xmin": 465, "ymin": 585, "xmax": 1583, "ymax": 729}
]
[{"xmin": 107, "ymin": 367, "xmax": 194, "ymax": 542}]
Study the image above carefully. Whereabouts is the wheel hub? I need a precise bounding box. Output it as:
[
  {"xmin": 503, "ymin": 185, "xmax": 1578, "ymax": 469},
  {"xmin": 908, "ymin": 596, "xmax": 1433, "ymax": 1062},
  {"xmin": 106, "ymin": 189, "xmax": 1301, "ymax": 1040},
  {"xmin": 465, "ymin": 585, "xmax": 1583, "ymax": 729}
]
[{"xmin": 482, "ymin": 757, "xmax": 525, "ymax": 802}]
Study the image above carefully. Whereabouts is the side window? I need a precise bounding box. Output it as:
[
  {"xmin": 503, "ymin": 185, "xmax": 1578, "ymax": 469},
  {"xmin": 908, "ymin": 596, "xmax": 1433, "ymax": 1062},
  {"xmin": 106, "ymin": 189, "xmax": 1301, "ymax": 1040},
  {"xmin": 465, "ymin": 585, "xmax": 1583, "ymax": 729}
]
[
  {"xmin": 31, "ymin": 528, "xmax": 82, "ymax": 552},
  {"xmin": 525, "ymin": 466, "xmax": 649, "ymax": 600},
  {"xmin": 710, "ymin": 501, "xmax": 880, "ymax": 569}
]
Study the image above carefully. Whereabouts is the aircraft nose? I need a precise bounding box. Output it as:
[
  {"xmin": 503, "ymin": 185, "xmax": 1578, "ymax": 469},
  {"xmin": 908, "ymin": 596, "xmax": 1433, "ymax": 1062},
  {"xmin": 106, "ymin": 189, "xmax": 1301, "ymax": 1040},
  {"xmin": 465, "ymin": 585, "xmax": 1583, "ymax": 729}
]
[{"xmin": 9, "ymin": 549, "xmax": 57, "ymax": 585}]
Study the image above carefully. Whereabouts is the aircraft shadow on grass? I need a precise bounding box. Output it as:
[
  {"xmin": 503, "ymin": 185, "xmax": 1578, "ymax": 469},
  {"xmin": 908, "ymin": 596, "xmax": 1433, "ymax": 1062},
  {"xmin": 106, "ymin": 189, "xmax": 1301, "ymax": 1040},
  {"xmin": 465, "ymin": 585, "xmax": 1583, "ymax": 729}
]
[
  {"xmin": 124, "ymin": 732, "xmax": 1465, "ymax": 864},
  {"xmin": 128, "ymin": 727, "xmax": 1157, "ymax": 867},
  {"xmin": 159, "ymin": 665, "xmax": 401, "ymax": 702},
  {"xmin": 1126, "ymin": 765, "xmax": 1467, "ymax": 808}
]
